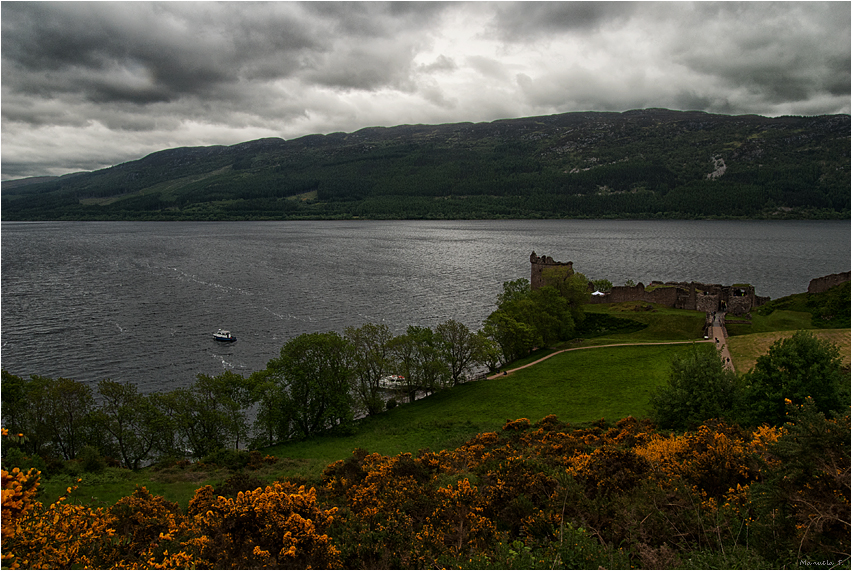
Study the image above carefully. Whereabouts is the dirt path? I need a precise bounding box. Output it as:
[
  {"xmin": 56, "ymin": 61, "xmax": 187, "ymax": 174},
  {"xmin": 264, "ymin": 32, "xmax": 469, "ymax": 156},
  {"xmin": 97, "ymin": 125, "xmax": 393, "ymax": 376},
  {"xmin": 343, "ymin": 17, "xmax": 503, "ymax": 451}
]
[
  {"xmin": 486, "ymin": 312, "xmax": 734, "ymax": 380},
  {"xmin": 710, "ymin": 312, "xmax": 735, "ymax": 373},
  {"xmin": 486, "ymin": 339, "xmax": 714, "ymax": 380}
]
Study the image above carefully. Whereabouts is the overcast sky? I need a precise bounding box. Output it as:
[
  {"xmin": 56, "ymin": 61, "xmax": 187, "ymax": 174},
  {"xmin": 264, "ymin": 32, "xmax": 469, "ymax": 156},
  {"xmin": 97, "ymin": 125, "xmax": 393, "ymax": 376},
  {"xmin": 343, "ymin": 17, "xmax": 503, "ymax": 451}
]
[{"xmin": 2, "ymin": 1, "xmax": 849, "ymax": 181}]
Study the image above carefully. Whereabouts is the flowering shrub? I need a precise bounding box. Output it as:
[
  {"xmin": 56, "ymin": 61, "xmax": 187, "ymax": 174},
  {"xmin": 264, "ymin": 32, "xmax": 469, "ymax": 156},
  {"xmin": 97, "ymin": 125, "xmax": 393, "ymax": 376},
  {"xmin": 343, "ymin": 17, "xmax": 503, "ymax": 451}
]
[
  {"xmin": 3, "ymin": 413, "xmax": 848, "ymax": 569},
  {"xmin": 185, "ymin": 482, "xmax": 341, "ymax": 569},
  {"xmin": 1, "ymin": 466, "xmax": 118, "ymax": 569}
]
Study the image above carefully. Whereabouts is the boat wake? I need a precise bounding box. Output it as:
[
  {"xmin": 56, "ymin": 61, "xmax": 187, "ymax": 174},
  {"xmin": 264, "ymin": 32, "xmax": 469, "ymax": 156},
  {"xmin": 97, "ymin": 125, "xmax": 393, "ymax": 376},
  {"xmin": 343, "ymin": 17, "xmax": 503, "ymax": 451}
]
[
  {"xmin": 212, "ymin": 353, "xmax": 233, "ymax": 370},
  {"xmin": 263, "ymin": 306, "xmax": 315, "ymax": 322}
]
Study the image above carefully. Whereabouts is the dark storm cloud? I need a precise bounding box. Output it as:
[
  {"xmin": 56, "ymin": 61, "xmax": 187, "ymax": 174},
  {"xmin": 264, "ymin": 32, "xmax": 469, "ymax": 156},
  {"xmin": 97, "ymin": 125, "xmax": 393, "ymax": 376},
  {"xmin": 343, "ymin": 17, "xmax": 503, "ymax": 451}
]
[
  {"xmin": 1, "ymin": 1, "xmax": 849, "ymax": 181},
  {"xmin": 487, "ymin": 1, "xmax": 637, "ymax": 40},
  {"xmin": 1, "ymin": 2, "xmax": 320, "ymax": 108},
  {"xmin": 668, "ymin": 2, "xmax": 851, "ymax": 106}
]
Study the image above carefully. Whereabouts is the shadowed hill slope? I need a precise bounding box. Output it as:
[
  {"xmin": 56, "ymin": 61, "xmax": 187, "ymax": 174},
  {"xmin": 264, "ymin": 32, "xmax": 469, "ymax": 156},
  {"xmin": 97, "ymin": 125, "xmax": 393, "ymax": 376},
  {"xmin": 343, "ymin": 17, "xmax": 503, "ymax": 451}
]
[{"xmin": 3, "ymin": 109, "xmax": 849, "ymax": 220}]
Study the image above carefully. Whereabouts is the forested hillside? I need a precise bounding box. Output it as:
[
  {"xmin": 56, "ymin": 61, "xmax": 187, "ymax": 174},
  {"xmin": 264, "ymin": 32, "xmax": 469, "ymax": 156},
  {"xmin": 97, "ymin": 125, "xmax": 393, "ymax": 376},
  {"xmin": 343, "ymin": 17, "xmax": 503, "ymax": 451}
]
[{"xmin": 2, "ymin": 109, "xmax": 849, "ymax": 220}]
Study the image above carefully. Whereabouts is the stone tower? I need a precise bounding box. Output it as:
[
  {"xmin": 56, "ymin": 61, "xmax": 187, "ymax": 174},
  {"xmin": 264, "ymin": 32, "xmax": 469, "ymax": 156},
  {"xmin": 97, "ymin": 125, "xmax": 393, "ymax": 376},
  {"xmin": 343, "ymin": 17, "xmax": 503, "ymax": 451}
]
[{"xmin": 530, "ymin": 251, "xmax": 573, "ymax": 290}]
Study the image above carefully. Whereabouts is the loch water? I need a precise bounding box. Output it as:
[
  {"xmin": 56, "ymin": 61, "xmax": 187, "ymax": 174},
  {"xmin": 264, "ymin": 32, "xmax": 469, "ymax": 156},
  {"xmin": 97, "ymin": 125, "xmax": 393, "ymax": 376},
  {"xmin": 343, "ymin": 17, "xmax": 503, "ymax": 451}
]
[{"xmin": 2, "ymin": 219, "xmax": 849, "ymax": 393}]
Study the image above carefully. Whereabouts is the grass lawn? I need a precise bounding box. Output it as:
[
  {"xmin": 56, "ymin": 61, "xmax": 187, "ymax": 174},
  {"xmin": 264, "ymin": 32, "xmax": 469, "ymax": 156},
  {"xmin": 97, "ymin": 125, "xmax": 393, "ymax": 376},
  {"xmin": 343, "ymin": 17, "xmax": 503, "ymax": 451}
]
[
  {"xmin": 579, "ymin": 302, "xmax": 707, "ymax": 344},
  {"xmin": 43, "ymin": 342, "xmax": 697, "ymax": 509},
  {"xmin": 725, "ymin": 309, "xmax": 815, "ymax": 336},
  {"xmin": 262, "ymin": 343, "xmax": 697, "ymax": 476},
  {"xmin": 42, "ymin": 300, "xmax": 841, "ymax": 510}
]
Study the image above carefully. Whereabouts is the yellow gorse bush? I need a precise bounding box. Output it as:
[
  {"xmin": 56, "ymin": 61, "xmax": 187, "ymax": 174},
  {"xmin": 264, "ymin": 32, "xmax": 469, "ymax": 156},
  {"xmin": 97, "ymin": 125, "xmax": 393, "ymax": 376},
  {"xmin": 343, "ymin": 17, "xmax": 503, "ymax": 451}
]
[{"xmin": 2, "ymin": 413, "xmax": 847, "ymax": 569}]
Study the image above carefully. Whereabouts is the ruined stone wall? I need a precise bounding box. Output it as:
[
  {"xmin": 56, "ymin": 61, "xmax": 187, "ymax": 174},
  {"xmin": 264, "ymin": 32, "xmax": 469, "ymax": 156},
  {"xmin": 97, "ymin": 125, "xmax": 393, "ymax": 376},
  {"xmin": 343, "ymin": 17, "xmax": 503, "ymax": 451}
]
[
  {"xmin": 588, "ymin": 279, "xmax": 762, "ymax": 314},
  {"xmin": 726, "ymin": 295, "xmax": 753, "ymax": 315},
  {"xmin": 695, "ymin": 293, "xmax": 720, "ymax": 313},
  {"xmin": 532, "ymin": 253, "xmax": 764, "ymax": 314},
  {"xmin": 530, "ymin": 251, "xmax": 573, "ymax": 290},
  {"xmin": 588, "ymin": 283, "xmax": 681, "ymax": 307},
  {"xmin": 807, "ymin": 272, "xmax": 851, "ymax": 294}
]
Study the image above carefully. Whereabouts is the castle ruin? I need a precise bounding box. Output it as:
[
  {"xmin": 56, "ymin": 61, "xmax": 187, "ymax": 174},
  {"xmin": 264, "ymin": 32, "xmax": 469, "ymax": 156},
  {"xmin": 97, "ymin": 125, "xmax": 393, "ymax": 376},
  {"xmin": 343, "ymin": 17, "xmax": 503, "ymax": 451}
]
[
  {"xmin": 530, "ymin": 251, "xmax": 573, "ymax": 290},
  {"xmin": 530, "ymin": 252, "xmax": 769, "ymax": 315},
  {"xmin": 807, "ymin": 271, "xmax": 851, "ymax": 294}
]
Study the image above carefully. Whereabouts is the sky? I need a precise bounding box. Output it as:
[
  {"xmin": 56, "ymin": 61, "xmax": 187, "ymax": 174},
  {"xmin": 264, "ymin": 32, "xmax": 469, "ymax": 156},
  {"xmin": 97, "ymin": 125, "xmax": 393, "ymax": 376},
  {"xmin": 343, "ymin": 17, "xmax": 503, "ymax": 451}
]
[{"xmin": 2, "ymin": 1, "xmax": 850, "ymax": 181}]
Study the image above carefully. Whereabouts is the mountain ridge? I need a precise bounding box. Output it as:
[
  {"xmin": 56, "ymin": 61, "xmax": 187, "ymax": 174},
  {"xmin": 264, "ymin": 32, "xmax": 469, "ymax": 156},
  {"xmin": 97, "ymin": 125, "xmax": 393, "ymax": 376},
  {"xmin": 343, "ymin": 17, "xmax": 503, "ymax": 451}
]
[{"xmin": 3, "ymin": 108, "xmax": 849, "ymax": 220}]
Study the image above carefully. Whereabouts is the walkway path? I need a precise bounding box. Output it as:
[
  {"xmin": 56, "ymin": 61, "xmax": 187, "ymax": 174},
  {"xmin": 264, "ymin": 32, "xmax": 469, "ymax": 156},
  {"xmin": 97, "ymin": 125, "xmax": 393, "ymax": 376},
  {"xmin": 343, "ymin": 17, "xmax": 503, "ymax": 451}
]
[
  {"xmin": 486, "ymin": 312, "xmax": 734, "ymax": 380},
  {"xmin": 710, "ymin": 312, "xmax": 735, "ymax": 373}
]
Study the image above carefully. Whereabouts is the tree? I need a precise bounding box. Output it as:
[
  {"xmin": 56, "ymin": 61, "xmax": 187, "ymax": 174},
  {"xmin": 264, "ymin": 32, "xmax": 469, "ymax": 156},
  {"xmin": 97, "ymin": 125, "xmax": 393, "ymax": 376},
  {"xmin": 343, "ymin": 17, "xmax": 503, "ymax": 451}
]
[
  {"xmin": 249, "ymin": 370, "xmax": 294, "ymax": 448},
  {"xmin": 1, "ymin": 374, "xmax": 96, "ymax": 460},
  {"xmin": 476, "ymin": 330, "xmax": 503, "ymax": 373},
  {"xmin": 388, "ymin": 325, "xmax": 451, "ymax": 403},
  {"xmin": 266, "ymin": 332, "xmax": 354, "ymax": 438},
  {"xmin": 748, "ymin": 398, "xmax": 851, "ymax": 563},
  {"xmin": 483, "ymin": 309, "xmax": 540, "ymax": 364},
  {"xmin": 527, "ymin": 286, "xmax": 576, "ymax": 345},
  {"xmin": 193, "ymin": 371, "xmax": 256, "ymax": 450},
  {"xmin": 436, "ymin": 319, "xmax": 483, "ymax": 386},
  {"xmin": 649, "ymin": 344, "xmax": 738, "ymax": 430},
  {"xmin": 738, "ymin": 330, "xmax": 843, "ymax": 427},
  {"xmin": 345, "ymin": 323, "xmax": 394, "ymax": 416},
  {"xmin": 14, "ymin": 376, "xmax": 96, "ymax": 461},
  {"xmin": 497, "ymin": 278, "xmax": 532, "ymax": 306},
  {"xmin": 541, "ymin": 266, "xmax": 590, "ymax": 324},
  {"xmin": 93, "ymin": 380, "xmax": 163, "ymax": 470},
  {"xmin": 152, "ymin": 386, "xmax": 228, "ymax": 459},
  {"xmin": 0, "ymin": 370, "xmax": 28, "ymax": 436},
  {"xmin": 144, "ymin": 371, "xmax": 255, "ymax": 460},
  {"xmin": 0, "ymin": 372, "xmax": 48, "ymax": 461},
  {"xmin": 482, "ymin": 277, "xmax": 580, "ymax": 365}
]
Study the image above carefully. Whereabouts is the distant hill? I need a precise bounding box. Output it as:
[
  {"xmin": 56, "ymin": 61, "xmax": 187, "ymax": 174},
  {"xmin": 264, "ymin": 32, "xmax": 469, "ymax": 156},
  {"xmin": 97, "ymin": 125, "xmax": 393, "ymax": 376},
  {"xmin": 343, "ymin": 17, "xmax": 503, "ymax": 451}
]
[{"xmin": 2, "ymin": 109, "xmax": 849, "ymax": 220}]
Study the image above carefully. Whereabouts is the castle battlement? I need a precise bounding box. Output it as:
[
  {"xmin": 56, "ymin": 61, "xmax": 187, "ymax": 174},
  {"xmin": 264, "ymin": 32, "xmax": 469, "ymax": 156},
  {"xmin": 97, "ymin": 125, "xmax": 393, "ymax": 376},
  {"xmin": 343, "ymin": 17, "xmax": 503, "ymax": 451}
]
[
  {"xmin": 530, "ymin": 252, "xmax": 768, "ymax": 315},
  {"xmin": 530, "ymin": 251, "xmax": 573, "ymax": 290}
]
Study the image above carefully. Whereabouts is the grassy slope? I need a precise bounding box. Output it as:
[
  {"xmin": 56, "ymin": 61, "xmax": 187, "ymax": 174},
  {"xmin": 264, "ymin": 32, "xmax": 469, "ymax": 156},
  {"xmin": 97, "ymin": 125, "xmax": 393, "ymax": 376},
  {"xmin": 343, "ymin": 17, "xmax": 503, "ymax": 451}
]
[
  {"xmin": 265, "ymin": 343, "xmax": 698, "ymax": 465},
  {"xmin": 46, "ymin": 341, "xmax": 700, "ymax": 509},
  {"xmin": 41, "ymin": 304, "xmax": 710, "ymax": 507},
  {"xmin": 45, "ymin": 301, "xmax": 849, "ymax": 509}
]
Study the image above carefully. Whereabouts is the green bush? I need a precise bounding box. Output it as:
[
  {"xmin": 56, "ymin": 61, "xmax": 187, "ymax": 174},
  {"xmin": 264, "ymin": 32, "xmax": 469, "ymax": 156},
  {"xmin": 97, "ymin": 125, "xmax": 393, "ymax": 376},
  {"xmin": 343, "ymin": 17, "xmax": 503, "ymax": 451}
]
[
  {"xmin": 1, "ymin": 446, "xmax": 48, "ymax": 475},
  {"xmin": 79, "ymin": 445, "xmax": 106, "ymax": 473},
  {"xmin": 200, "ymin": 448, "xmax": 251, "ymax": 471},
  {"xmin": 650, "ymin": 344, "xmax": 738, "ymax": 429},
  {"xmin": 737, "ymin": 330, "xmax": 843, "ymax": 426}
]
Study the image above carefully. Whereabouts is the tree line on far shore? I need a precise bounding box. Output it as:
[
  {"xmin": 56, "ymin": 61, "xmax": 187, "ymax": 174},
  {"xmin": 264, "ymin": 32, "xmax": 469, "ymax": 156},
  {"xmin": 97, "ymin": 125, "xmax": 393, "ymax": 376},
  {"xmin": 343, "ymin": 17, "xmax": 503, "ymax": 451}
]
[{"xmin": 1, "ymin": 267, "xmax": 592, "ymax": 471}]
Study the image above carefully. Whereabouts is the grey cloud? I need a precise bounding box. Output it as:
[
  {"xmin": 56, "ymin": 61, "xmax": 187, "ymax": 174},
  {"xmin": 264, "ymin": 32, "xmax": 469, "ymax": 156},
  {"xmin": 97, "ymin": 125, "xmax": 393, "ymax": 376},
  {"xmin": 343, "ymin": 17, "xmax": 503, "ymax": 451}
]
[
  {"xmin": 667, "ymin": 2, "xmax": 850, "ymax": 106},
  {"xmin": 1, "ymin": 2, "xmax": 323, "ymax": 106},
  {"xmin": 488, "ymin": 1, "xmax": 637, "ymax": 41},
  {"xmin": 1, "ymin": 2, "xmax": 849, "ymax": 181},
  {"xmin": 419, "ymin": 55, "xmax": 457, "ymax": 74},
  {"xmin": 304, "ymin": 1, "xmax": 447, "ymax": 38},
  {"xmin": 467, "ymin": 56, "xmax": 510, "ymax": 81},
  {"xmin": 1, "ymin": 1, "xmax": 449, "ymax": 111}
]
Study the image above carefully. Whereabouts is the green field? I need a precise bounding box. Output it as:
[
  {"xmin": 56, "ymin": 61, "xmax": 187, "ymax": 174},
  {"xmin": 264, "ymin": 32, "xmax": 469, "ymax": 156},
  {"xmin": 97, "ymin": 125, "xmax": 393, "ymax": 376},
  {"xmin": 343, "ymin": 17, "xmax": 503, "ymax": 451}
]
[
  {"xmin": 725, "ymin": 309, "xmax": 814, "ymax": 336},
  {"xmin": 40, "ymin": 299, "xmax": 845, "ymax": 510},
  {"xmin": 579, "ymin": 302, "xmax": 707, "ymax": 343},
  {"xmin": 45, "ymin": 341, "xmax": 702, "ymax": 509}
]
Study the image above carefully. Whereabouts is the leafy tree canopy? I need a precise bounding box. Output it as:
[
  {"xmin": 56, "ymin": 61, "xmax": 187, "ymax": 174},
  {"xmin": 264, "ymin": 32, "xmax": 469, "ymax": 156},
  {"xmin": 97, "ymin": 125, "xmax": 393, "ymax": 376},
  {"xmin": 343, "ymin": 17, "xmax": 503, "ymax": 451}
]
[
  {"xmin": 738, "ymin": 330, "xmax": 844, "ymax": 427},
  {"xmin": 650, "ymin": 344, "xmax": 738, "ymax": 430}
]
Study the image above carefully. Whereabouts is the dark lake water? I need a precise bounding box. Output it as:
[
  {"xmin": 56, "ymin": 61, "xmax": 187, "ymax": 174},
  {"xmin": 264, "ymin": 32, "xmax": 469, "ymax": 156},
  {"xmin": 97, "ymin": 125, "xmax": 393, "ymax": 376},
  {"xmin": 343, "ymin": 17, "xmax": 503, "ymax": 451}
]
[{"xmin": 2, "ymin": 219, "xmax": 849, "ymax": 393}]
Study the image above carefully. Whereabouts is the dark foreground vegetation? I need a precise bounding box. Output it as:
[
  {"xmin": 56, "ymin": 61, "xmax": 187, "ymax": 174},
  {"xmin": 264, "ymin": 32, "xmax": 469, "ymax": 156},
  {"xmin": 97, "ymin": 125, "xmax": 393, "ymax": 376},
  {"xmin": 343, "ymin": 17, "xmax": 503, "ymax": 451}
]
[
  {"xmin": 3, "ymin": 399, "xmax": 849, "ymax": 569},
  {"xmin": 2, "ymin": 109, "xmax": 849, "ymax": 220},
  {"xmin": 2, "ymin": 274, "xmax": 850, "ymax": 569}
]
